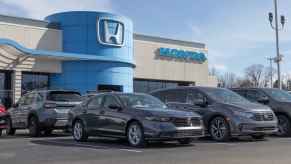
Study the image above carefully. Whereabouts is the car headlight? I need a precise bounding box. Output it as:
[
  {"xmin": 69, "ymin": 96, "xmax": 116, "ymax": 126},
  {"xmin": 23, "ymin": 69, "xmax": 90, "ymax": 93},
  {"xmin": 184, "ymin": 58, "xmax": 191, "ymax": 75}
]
[
  {"xmin": 233, "ymin": 110, "xmax": 254, "ymax": 119},
  {"xmin": 145, "ymin": 116, "xmax": 171, "ymax": 122}
]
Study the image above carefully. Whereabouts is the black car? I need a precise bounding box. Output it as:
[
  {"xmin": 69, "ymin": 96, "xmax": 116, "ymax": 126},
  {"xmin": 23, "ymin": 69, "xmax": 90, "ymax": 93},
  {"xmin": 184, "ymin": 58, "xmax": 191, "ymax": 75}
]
[
  {"xmin": 151, "ymin": 87, "xmax": 278, "ymax": 141},
  {"xmin": 0, "ymin": 104, "xmax": 7, "ymax": 136},
  {"xmin": 6, "ymin": 90, "xmax": 82, "ymax": 137},
  {"xmin": 68, "ymin": 93, "xmax": 204, "ymax": 147},
  {"xmin": 232, "ymin": 88, "xmax": 291, "ymax": 137}
]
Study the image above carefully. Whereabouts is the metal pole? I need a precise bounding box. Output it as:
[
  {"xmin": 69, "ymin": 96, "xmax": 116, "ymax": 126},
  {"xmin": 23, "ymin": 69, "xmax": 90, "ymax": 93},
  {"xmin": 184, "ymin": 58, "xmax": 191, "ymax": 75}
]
[
  {"xmin": 274, "ymin": 0, "xmax": 281, "ymax": 89},
  {"xmin": 267, "ymin": 57, "xmax": 273, "ymax": 88},
  {"xmin": 270, "ymin": 58, "xmax": 273, "ymax": 88}
]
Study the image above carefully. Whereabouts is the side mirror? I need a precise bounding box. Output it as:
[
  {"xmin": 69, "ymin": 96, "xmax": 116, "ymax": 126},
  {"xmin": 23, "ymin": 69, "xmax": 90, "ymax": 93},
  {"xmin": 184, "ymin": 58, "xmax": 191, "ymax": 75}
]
[
  {"xmin": 257, "ymin": 96, "xmax": 269, "ymax": 104},
  {"xmin": 108, "ymin": 104, "xmax": 122, "ymax": 111},
  {"xmin": 194, "ymin": 97, "xmax": 207, "ymax": 107}
]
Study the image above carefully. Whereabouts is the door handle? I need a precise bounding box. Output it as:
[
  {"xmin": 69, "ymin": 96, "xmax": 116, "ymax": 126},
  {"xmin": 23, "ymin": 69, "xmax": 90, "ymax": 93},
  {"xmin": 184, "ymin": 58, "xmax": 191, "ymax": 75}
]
[{"xmin": 100, "ymin": 110, "xmax": 105, "ymax": 115}]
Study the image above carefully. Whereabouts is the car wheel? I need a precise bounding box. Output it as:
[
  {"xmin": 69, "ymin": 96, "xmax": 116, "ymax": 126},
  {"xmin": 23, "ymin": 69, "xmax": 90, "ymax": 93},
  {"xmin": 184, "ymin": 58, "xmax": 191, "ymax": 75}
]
[
  {"xmin": 277, "ymin": 115, "xmax": 291, "ymax": 137},
  {"xmin": 6, "ymin": 117, "xmax": 16, "ymax": 136},
  {"xmin": 178, "ymin": 138, "xmax": 193, "ymax": 145},
  {"xmin": 28, "ymin": 117, "xmax": 40, "ymax": 137},
  {"xmin": 209, "ymin": 116, "xmax": 231, "ymax": 142},
  {"xmin": 127, "ymin": 122, "xmax": 146, "ymax": 148},
  {"xmin": 73, "ymin": 120, "xmax": 88, "ymax": 142},
  {"xmin": 251, "ymin": 134, "xmax": 265, "ymax": 140}
]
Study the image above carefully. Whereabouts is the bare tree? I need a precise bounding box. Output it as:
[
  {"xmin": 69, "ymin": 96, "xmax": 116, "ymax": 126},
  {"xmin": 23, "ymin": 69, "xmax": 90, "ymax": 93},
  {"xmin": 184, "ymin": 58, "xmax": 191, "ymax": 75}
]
[{"xmin": 245, "ymin": 64, "xmax": 264, "ymax": 87}]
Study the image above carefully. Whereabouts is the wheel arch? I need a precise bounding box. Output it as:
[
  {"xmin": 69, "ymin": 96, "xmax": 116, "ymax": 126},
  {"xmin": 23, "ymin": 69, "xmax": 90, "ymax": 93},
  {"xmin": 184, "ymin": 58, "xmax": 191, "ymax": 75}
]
[
  {"xmin": 206, "ymin": 114, "xmax": 229, "ymax": 131},
  {"xmin": 125, "ymin": 119, "xmax": 143, "ymax": 135}
]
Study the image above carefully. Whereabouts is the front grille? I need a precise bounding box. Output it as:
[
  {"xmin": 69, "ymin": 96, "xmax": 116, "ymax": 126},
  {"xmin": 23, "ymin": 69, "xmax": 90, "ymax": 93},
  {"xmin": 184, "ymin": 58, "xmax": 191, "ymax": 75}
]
[
  {"xmin": 172, "ymin": 117, "xmax": 201, "ymax": 127},
  {"xmin": 253, "ymin": 113, "xmax": 274, "ymax": 121}
]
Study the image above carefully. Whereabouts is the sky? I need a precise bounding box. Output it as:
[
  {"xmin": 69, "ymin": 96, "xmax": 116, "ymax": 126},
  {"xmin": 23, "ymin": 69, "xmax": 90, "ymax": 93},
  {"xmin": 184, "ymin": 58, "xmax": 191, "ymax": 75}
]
[{"xmin": 1, "ymin": 0, "xmax": 291, "ymax": 77}]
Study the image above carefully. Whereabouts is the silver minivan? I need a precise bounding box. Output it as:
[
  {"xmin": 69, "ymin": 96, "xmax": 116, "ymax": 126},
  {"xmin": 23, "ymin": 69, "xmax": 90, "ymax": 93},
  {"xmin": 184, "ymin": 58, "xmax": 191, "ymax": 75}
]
[{"xmin": 151, "ymin": 87, "xmax": 278, "ymax": 141}]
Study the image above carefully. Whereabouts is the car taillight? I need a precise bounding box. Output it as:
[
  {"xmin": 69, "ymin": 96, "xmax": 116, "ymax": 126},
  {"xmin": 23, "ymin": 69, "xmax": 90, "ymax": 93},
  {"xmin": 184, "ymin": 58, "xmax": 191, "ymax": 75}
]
[
  {"xmin": 44, "ymin": 103, "xmax": 57, "ymax": 109},
  {"xmin": 0, "ymin": 106, "xmax": 6, "ymax": 113}
]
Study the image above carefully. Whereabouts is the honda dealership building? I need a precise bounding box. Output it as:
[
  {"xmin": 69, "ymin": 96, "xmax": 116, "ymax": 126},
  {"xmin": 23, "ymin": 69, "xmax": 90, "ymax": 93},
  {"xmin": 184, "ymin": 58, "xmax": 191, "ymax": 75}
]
[{"xmin": 0, "ymin": 11, "xmax": 217, "ymax": 107}]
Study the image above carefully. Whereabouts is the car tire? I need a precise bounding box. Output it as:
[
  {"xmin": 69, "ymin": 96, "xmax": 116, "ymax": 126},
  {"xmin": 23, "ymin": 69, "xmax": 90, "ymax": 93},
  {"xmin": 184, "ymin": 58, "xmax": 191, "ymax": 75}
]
[
  {"xmin": 251, "ymin": 134, "xmax": 265, "ymax": 140},
  {"xmin": 28, "ymin": 117, "xmax": 40, "ymax": 137},
  {"xmin": 277, "ymin": 114, "xmax": 291, "ymax": 137},
  {"xmin": 209, "ymin": 116, "xmax": 231, "ymax": 142},
  {"xmin": 178, "ymin": 138, "xmax": 193, "ymax": 145},
  {"xmin": 0, "ymin": 129, "xmax": 2, "ymax": 136},
  {"xmin": 6, "ymin": 117, "xmax": 16, "ymax": 136},
  {"xmin": 73, "ymin": 120, "xmax": 88, "ymax": 142},
  {"xmin": 127, "ymin": 122, "xmax": 146, "ymax": 148}
]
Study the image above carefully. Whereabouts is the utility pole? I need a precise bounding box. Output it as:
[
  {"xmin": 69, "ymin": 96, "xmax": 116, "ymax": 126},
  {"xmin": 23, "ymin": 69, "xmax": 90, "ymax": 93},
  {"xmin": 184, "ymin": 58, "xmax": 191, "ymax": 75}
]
[
  {"xmin": 268, "ymin": 0, "xmax": 286, "ymax": 89},
  {"xmin": 267, "ymin": 57, "xmax": 274, "ymax": 88}
]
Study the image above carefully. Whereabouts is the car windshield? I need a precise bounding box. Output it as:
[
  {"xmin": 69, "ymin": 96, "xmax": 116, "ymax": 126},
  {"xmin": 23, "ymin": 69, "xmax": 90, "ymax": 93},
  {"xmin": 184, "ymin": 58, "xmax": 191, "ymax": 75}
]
[
  {"xmin": 203, "ymin": 88, "xmax": 250, "ymax": 104},
  {"xmin": 119, "ymin": 94, "xmax": 167, "ymax": 109},
  {"xmin": 48, "ymin": 91, "xmax": 82, "ymax": 102},
  {"xmin": 262, "ymin": 89, "xmax": 291, "ymax": 102}
]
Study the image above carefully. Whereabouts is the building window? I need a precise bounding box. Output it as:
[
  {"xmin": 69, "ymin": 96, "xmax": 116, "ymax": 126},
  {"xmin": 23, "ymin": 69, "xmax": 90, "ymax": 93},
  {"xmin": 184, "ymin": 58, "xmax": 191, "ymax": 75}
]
[
  {"xmin": 133, "ymin": 79, "xmax": 195, "ymax": 93},
  {"xmin": 22, "ymin": 72, "xmax": 49, "ymax": 95}
]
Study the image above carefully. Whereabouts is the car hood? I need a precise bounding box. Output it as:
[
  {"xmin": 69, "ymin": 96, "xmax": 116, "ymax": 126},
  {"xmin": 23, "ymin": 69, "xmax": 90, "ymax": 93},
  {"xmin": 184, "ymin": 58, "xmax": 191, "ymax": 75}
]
[
  {"xmin": 219, "ymin": 102, "xmax": 272, "ymax": 112},
  {"xmin": 133, "ymin": 107, "xmax": 201, "ymax": 118}
]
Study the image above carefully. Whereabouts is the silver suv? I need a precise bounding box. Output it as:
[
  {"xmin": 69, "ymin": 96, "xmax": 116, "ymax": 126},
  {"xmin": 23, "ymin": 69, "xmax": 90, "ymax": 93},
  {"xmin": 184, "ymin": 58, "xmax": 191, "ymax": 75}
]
[
  {"xmin": 6, "ymin": 90, "xmax": 82, "ymax": 137},
  {"xmin": 151, "ymin": 87, "xmax": 278, "ymax": 141}
]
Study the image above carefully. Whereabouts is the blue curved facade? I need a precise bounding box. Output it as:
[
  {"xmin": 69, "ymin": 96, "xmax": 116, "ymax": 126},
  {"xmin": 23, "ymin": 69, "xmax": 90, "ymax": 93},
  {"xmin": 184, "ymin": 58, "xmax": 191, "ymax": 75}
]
[{"xmin": 45, "ymin": 11, "xmax": 134, "ymax": 93}]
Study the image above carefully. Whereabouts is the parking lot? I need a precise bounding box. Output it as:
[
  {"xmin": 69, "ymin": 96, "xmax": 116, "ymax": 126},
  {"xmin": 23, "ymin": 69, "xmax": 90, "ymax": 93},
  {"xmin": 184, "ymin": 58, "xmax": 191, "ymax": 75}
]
[{"xmin": 0, "ymin": 131, "xmax": 291, "ymax": 164}]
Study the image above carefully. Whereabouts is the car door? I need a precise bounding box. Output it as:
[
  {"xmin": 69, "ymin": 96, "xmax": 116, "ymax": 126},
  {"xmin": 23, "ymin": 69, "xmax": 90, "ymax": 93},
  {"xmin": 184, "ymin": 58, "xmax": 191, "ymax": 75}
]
[
  {"xmin": 17, "ymin": 93, "xmax": 35, "ymax": 128},
  {"xmin": 84, "ymin": 95, "xmax": 104, "ymax": 132},
  {"xmin": 98, "ymin": 95, "xmax": 127, "ymax": 136}
]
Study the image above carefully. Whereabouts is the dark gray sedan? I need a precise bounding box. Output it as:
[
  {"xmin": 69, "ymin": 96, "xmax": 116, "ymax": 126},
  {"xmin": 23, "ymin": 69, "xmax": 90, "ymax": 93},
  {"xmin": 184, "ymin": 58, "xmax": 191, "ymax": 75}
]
[{"xmin": 68, "ymin": 93, "xmax": 204, "ymax": 147}]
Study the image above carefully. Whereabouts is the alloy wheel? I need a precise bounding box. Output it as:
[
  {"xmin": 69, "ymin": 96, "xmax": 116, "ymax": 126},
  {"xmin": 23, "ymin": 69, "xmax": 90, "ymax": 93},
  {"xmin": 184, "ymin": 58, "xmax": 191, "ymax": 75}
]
[
  {"xmin": 128, "ymin": 124, "xmax": 142, "ymax": 146},
  {"xmin": 73, "ymin": 122, "xmax": 83, "ymax": 141},
  {"xmin": 210, "ymin": 117, "xmax": 229, "ymax": 141}
]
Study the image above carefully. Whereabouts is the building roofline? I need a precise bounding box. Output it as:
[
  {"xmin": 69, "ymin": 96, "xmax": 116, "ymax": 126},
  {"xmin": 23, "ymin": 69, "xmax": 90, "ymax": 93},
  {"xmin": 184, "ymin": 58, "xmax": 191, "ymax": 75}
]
[
  {"xmin": 134, "ymin": 33, "xmax": 206, "ymax": 49},
  {"xmin": 0, "ymin": 14, "xmax": 60, "ymax": 29}
]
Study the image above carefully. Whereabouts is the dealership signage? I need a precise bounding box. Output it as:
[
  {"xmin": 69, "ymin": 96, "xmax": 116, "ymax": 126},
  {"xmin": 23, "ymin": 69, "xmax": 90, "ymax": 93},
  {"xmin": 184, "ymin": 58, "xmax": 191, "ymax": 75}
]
[
  {"xmin": 98, "ymin": 19, "xmax": 124, "ymax": 47},
  {"xmin": 159, "ymin": 48, "xmax": 207, "ymax": 63}
]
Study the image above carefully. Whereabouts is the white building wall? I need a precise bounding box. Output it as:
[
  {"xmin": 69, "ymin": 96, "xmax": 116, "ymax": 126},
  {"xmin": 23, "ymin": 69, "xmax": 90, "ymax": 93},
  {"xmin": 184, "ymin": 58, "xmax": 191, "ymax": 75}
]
[
  {"xmin": 0, "ymin": 22, "xmax": 63, "ymax": 102},
  {"xmin": 133, "ymin": 35, "xmax": 215, "ymax": 86}
]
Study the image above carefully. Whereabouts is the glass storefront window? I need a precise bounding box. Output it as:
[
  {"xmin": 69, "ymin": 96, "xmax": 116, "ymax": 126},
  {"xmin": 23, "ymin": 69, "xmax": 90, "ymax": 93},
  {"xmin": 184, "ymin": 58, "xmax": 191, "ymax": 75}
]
[
  {"xmin": 133, "ymin": 79, "xmax": 193, "ymax": 93},
  {"xmin": 22, "ymin": 72, "xmax": 49, "ymax": 95}
]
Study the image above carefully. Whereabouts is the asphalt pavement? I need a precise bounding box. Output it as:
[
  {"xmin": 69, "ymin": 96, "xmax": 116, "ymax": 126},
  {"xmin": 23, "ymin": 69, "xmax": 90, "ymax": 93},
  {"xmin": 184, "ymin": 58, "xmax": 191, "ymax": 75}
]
[{"xmin": 0, "ymin": 130, "xmax": 291, "ymax": 164}]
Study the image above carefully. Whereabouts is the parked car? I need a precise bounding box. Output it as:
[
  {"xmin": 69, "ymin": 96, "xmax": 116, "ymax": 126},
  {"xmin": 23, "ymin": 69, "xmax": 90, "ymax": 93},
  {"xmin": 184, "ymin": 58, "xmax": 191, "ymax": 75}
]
[
  {"xmin": 232, "ymin": 88, "xmax": 291, "ymax": 137},
  {"xmin": 151, "ymin": 87, "xmax": 278, "ymax": 141},
  {"xmin": 0, "ymin": 104, "xmax": 7, "ymax": 136},
  {"xmin": 6, "ymin": 90, "xmax": 82, "ymax": 137},
  {"xmin": 68, "ymin": 92, "xmax": 204, "ymax": 147}
]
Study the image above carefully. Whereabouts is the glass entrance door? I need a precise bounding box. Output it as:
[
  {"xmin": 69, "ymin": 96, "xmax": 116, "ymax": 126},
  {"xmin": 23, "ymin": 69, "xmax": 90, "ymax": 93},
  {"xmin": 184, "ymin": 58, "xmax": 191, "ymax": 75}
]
[{"xmin": 0, "ymin": 70, "xmax": 12, "ymax": 108}]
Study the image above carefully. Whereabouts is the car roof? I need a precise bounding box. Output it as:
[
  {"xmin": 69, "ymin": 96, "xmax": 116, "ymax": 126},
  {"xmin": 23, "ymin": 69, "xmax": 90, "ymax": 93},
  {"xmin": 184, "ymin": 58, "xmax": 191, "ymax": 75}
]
[{"xmin": 150, "ymin": 86, "xmax": 226, "ymax": 93}]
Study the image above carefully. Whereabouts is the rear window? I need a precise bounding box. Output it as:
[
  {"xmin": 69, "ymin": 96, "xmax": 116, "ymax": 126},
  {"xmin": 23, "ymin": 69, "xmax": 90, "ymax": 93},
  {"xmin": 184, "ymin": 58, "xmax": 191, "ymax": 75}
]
[{"xmin": 48, "ymin": 91, "xmax": 81, "ymax": 102}]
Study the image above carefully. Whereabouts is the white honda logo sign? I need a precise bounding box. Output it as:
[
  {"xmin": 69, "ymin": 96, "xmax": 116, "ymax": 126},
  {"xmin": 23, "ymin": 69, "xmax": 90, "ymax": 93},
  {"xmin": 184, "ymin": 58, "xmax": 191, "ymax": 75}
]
[{"xmin": 97, "ymin": 18, "xmax": 124, "ymax": 47}]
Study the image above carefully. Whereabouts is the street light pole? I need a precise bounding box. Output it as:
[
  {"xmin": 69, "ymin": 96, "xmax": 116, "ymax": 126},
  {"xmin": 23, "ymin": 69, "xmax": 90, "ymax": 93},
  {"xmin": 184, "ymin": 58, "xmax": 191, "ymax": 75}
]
[
  {"xmin": 267, "ymin": 57, "xmax": 274, "ymax": 88},
  {"xmin": 274, "ymin": 0, "xmax": 281, "ymax": 89},
  {"xmin": 268, "ymin": 0, "xmax": 286, "ymax": 90}
]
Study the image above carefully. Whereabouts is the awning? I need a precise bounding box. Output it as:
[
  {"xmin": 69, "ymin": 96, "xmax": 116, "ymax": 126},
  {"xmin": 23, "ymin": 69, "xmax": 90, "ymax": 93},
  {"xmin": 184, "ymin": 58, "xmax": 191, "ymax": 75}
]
[{"xmin": 0, "ymin": 38, "xmax": 135, "ymax": 67}]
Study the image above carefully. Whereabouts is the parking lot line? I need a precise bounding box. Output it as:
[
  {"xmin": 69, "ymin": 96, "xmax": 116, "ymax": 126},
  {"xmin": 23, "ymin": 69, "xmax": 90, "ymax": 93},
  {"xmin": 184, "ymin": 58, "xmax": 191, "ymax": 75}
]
[{"xmin": 42, "ymin": 140, "xmax": 143, "ymax": 153}]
